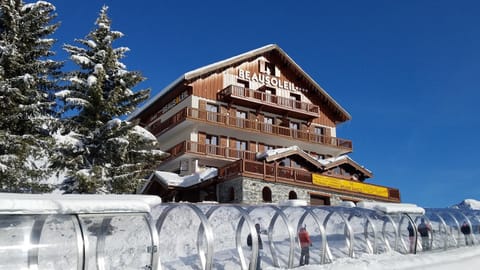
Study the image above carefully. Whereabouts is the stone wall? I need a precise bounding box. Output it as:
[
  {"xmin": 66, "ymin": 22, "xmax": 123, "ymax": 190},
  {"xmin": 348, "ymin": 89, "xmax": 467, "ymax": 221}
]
[
  {"xmin": 217, "ymin": 178, "xmax": 243, "ymax": 203},
  {"xmin": 217, "ymin": 176, "xmax": 346, "ymax": 205}
]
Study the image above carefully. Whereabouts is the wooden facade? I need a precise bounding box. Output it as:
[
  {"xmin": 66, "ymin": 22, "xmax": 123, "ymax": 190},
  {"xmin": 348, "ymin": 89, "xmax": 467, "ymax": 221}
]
[{"xmin": 131, "ymin": 44, "xmax": 401, "ymax": 204}]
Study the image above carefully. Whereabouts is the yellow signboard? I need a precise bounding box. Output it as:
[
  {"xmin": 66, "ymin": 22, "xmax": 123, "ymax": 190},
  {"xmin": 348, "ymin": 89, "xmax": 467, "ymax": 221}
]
[{"xmin": 312, "ymin": 174, "xmax": 389, "ymax": 198}]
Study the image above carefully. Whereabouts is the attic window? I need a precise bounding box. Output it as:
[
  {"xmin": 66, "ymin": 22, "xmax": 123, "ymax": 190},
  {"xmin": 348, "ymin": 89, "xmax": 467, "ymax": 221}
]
[{"xmin": 259, "ymin": 60, "xmax": 278, "ymax": 76}]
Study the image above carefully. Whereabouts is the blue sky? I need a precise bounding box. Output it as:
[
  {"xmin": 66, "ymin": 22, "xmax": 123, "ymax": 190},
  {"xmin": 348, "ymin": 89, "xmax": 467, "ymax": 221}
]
[{"xmin": 48, "ymin": 0, "xmax": 480, "ymax": 208}]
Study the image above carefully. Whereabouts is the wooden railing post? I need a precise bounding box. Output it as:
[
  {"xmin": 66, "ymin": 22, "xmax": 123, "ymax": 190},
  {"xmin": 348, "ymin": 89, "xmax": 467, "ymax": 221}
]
[
  {"xmin": 274, "ymin": 162, "xmax": 278, "ymax": 182},
  {"xmin": 263, "ymin": 160, "xmax": 266, "ymax": 179}
]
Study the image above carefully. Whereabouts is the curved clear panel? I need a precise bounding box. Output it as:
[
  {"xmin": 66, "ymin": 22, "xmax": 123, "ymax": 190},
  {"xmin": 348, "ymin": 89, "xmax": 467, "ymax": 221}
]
[
  {"xmin": 286, "ymin": 206, "xmax": 328, "ymax": 265},
  {"xmin": 321, "ymin": 207, "xmax": 351, "ymax": 259},
  {"xmin": 0, "ymin": 215, "xmax": 35, "ymax": 270},
  {"xmin": 460, "ymin": 210, "xmax": 480, "ymax": 245},
  {"xmin": 79, "ymin": 214, "xmax": 152, "ymax": 270},
  {"xmin": 152, "ymin": 204, "xmax": 208, "ymax": 270},
  {"xmin": 199, "ymin": 205, "xmax": 250, "ymax": 269},
  {"xmin": 434, "ymin": 211, "xmax": 460, "ymax": 248},
  {"xmin": 103, "ymin": 215, "xmax": 152, "ymax": 269},
  {"xmin": 248, "ymin": 205, "xmax": 295, "ymax": 269},
  {"xmin": 38, "ymin": 215, "xmax": 80, "ymax": 270},
  {"xmin": 380, "ymin": 215, "xmax": 396, "ymax": 252}
]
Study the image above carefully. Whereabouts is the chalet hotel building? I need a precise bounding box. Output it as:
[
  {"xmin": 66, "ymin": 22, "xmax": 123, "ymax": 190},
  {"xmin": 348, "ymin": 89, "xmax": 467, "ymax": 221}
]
[{"xmin": 130, "ymin": 44, "xmax": 401, "ymax": 205}]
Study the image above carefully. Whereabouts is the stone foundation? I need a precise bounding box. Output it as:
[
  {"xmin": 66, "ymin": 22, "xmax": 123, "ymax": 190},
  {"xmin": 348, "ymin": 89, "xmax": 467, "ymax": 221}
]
[{"xmin": 217, "ymin": 176, "xmax": 348, "ymax": 205}]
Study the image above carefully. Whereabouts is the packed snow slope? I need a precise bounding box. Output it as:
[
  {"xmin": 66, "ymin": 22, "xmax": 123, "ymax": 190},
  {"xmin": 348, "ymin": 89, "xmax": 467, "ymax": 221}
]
[{"xmin": 265, "ymin": 246, "xmax": 480, "ymax": 270}]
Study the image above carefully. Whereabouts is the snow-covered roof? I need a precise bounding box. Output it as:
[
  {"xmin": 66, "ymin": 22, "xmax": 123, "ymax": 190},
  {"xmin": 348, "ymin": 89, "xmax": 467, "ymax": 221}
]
[
  {"xmin": 256, "ymin": 146, "xmax": 372, "ymax": 177},
  {"xmin": 149, "ymin": 167, "xmax": 218, "ymax": 188},
  {"xmin": 0, "ymin": 193, "xmax": 161, "ymax": 214},
  {"xmin": 357, "ymin": 201, "xmax": 425, "ymax": 215},
  {"xmin": 128, "ymin": 44, "xmax": 351, "ymax": 122},
  {"xmin": 256, "ymin": 145, "xmax": 300, "ymax": 160}
]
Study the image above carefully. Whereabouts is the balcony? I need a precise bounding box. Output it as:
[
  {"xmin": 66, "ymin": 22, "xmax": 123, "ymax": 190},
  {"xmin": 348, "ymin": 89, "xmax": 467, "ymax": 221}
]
[
  {"xmin": 164, "ymin": 140, "xmax": 258, "ymax": 163},
  {"xmin": 218, "ymin": 85, "xmax": 320, "ymax": 119},
  {"xmin": 151, "ymin": 107, "xmax": 352, "ymax": 152},
  {"xmin": 218, "ymin": 159, "xmax": 401, "ymax": 203}
]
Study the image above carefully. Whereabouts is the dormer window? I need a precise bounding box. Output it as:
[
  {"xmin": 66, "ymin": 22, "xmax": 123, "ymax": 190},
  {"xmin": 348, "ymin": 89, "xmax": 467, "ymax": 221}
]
[{"xmin": 259, "ymin": 60, "xmax": 278, "ymax": 76}]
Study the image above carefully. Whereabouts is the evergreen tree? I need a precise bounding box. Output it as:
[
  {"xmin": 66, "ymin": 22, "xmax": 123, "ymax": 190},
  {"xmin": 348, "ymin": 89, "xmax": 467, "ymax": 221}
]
[
  {"xmin": 0, "ymin": 0, "xmax": 62, "ymax": 192},
  {"xmin": 55, "ymin": 6, "xmax": 166, "ymax": 194}
]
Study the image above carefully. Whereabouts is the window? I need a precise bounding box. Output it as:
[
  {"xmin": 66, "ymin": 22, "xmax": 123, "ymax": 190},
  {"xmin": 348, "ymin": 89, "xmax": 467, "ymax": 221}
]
[
  {"xmin": 236, "ymin": 110, "xmax": 247, "ymax": 128},
  {"xmin": 281, "ymin": 158, "xmax": 291, "ymax": 167},
  {"xmin": 314, "ymin": 127, "xmax": 325, "ymax": 143},
  {"xmin": 262, "ymin": 187, "xmax": 272, "ymax": 202},
  {"xmin": 258, "ymin": 86, "xmax": 275, "ymax": 103},
  {"xmin": 237, "ymin": 79, "xmax": 249, "ymax": 89},
  {"xmin": 263, "ymin": 116, "xmax": 274, "ymax": 133},
  {"xmin": 291, "ymin": 159, "xmax": 300, "ymax": 168},
  {"xmin": 206, "ymin": 134, "xmax": 218, "ymax": 155},
  {"xmin": 236, "ymin": 140, "xmax": 247, "ymax": 150},
  {"xmin": 314, "ymin": 127, "xmax": 325, "ymax": 135},
  {"xmin": 290, "ymin": 93, "xmax": 301, "ymax": 109},
  {"xmin": 206, "ymin": 103, "xmax": 218, "ymax": 122},
  {"xmin": 290, "ymin": 122, "xmax": 299, "ymax": 138},
  {"xmin": 290, "ymin": 93, "xmax": 301, "ymax": 101},
  {"xmin": 260, "ymin": 60, "xmax": 276, "ymax": 76},
  {"xmin": 264, "ymin": 144, "xmax": 274, "ymax": 151},
  {"xmin": 310, "ymin": 194, "xmax": 331, "ymax": 206},
  {"xmin": 289, "ymin": 191, "xmax": 297, "ymax": 200},
  {"xmin": 234, "ymin": 140, "xmax": 248, "ymax": 158}
]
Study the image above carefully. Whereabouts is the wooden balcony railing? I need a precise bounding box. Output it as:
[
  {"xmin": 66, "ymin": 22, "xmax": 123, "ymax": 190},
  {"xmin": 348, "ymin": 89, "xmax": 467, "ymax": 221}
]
[
  {"xmin": 164, "ymin": 141, "xmax": 258, "ymax": 162},
  {"xmin": 218, "ymin": 85, "xmax": 320, "ymax": 118},
  {"xmin": 152, "ymin": 107, "xmax": 352, "ymax": 151},
  {"xmin": 218, "ymin": 159, "xmax": 401, "ymax": 202}
]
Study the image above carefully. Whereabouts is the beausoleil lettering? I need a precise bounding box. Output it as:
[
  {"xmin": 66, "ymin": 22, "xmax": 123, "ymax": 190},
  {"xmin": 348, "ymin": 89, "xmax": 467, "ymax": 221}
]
[{"xmin": 237, "ymin": 68, "xmax": 307, "ymax": 93}]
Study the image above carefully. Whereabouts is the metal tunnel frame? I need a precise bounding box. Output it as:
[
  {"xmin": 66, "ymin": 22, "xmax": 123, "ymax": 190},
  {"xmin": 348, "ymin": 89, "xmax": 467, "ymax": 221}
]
[{"xmin": 2, "ymin": 199, "xmax": 480, "ymax": 270}]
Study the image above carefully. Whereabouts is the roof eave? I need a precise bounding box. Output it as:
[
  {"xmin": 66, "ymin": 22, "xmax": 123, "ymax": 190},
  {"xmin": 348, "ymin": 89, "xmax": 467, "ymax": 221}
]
[
  {"xmin": 127, "ymin": 75, "xmax": 185, "ymax": 120},
  {"xmin": 128, "ymin": 44, "xmax": 351, "ymax": 122}
]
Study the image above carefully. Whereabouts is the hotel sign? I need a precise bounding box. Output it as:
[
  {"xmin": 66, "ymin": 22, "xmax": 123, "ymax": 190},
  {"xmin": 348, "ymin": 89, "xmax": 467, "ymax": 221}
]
[
  {"xmin": 312, "ymin": 174, "xmax": 389, "ymax": 198},
  {"xmin": 238, "ymin": 69, "xmax": 308, "ymax": 93}
]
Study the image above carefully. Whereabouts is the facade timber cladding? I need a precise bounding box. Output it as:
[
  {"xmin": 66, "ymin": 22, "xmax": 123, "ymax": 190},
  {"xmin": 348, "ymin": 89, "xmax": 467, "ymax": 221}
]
[{"xmin": 131, "ymin": 44, "xmax": 401, "ymax": 205}]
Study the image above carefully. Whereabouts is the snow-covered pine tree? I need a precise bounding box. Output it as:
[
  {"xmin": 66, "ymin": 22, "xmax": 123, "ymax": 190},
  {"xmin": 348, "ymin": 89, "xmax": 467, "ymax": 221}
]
[
  {"xmin": 55, "ymin": 6, "xmax": 166, "ymax": 194},
  {"xmin": 0, "ymin": 0, "xmax": 62, "ymax": 192}
]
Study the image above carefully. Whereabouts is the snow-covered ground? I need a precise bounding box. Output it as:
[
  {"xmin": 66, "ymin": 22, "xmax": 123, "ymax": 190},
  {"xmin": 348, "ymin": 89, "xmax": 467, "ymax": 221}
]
[{"xmin": 270, "ymin": 246, "xmax": 480, "ymax": 270}]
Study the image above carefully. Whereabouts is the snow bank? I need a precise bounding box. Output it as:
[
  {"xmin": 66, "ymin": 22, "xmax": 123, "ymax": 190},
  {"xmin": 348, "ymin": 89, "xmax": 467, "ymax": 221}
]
[
  {"xmin": 0, "ymin": 193, "xmax": 161, "ymax": 214},
  {"xmin": 357, "ymin": 201, "xmax": 425, "ymax": 215}
]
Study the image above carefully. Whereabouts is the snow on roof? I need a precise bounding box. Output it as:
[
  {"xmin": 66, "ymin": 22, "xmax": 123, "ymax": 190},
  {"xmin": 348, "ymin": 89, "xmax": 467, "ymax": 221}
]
[
  {"xmin": 128, "ymin": 44, "xmax": 351, "ymax": 121},
  {"xmin": 256, "ymin": 146, "xmax": 371, "ymax": 174},
  {"xmin": 0, "ymin": 193, "xmax": 161, "ymax": 214},
  {"xmin": 317, "ymin": 155, "xmax": 348, "ymax": 166},
  {"xmin": 357, "ymin": 201, "xmax": 425, "ymax": 215},
  {"xmin": 256, "ymin": 145, "xmax": 300, "ymax": 160},
  {"xmin": 152, "ymin": 167, "xmax": 218, "ymax": 188}
]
